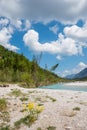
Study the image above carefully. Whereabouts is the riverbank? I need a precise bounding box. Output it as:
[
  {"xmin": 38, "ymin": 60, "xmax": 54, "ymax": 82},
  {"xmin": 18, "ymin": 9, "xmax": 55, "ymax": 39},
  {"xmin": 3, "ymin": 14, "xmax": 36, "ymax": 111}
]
[
  {"xmin": 64, "ymin": 81, "xmax": 87, "ymax": 86},
  {"xmin": 0, "ymin": 84, "xmax": 87, "ymax": 130}
]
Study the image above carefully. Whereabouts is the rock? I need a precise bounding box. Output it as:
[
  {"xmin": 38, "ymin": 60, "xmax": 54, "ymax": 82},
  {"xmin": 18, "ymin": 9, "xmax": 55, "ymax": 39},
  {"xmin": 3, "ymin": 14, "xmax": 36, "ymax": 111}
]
[
  {"xmin": 3, "ymin": 84, "xmax": 7, "ymax": 87},
  {"xmin": 0, "ymin": 85, "xmax": 3, "ymax": 87},
  {"xmin": 0, "ymin": 84, "xmax": 9, "ymax": 87},
  {"xmin": 65, "ymin": 126, "xmax": 71, "ymax": 130}
]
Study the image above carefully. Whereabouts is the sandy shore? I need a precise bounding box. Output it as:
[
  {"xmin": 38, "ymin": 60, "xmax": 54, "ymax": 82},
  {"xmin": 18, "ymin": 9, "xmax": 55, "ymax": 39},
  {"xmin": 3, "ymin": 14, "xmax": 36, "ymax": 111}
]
[{"xmin": 0, "ymin": 84, "xmax": 87, "ymax": 130}]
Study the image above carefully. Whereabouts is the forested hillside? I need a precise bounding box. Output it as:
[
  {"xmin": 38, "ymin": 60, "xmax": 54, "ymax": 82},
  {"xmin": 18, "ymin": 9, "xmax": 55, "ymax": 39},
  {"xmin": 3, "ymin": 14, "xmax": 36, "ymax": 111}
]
[{"xmin": 0, "ymin": 45, "xmax": 64, "ymax": 87}]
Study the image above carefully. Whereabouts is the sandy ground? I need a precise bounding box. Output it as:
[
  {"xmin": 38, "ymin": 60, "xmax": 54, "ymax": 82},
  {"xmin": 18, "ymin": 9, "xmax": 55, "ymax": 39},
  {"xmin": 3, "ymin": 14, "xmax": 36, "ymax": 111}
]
[{"xmin": 0, "ymin": 83, "xmax": 87, "ymax": 130}]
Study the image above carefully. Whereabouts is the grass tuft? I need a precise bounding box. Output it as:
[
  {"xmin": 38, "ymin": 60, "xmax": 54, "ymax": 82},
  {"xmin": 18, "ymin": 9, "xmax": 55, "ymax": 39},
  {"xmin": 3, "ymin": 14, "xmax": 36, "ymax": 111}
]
[
  {"xmin": 14, "ymin": 115, "xmax": 37, "ymax": 128},
  {"xmin": 46, "ymin": 96, "xmax": 56, "ymax": 102},
  {"xmin": 20, "ymin": 97, "xmax": 28, "ymax": 102},
  {"xmin": 9, "ymin": 89, "xmax": 24, "ymax": 97},
  {"xmin": 0, "ymin": 126, "xmax": 10, "ymax": 130},
  {"xmin": 0, "ymin": 98, "xmax": 7, "ymax": 112},
  {"xmin": 47, "ymin": 126, "xmax": 56, "ymax": 130},
  {"xmin": 73, "ymin": 107, "xmax": 80, "ymax": 111},
  {"xmin": 37, "ymin": 127, "xmax": 42, "ymax": 130}
]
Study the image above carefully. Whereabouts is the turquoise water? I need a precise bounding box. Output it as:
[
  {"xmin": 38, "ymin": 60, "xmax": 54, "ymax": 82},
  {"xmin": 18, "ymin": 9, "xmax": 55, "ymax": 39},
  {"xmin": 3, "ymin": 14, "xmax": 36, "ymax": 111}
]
[{"xmin": 40, "ymin": 83, "xmax": 87, "ymax": 92}]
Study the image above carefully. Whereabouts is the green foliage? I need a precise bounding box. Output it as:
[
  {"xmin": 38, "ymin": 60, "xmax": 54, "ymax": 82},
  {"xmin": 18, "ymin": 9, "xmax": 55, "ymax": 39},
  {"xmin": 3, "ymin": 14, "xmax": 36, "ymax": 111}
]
[
  {"xmin": 47, "ymin": 126, "xmax": 56, "ymax": 130},
  {"xmin": 21, "ymin": 72, "xmax": 34, "ymax": 87},
  {"xmin": 14, "ymin": 115, "xmax": 37, "ymax": 128},
  {"xmin": 37, "ymin": 127, "xmax": 42, "ymax": 130},
  {"xmin": 15, "ymin": 102, "xmax": 44, "ymax": 128},
  {"xmin": 10, "ymin": 89, "xmax": 23, "ymax": 97},
  {"xmin": 73, "ymin": 107, "xmax": 80, "ymax": 111},
  {"xmin": 0, "ymin": 126, "xmax": 10, "ymax": 130},
  {"xmin": 0, "ymin": 98, "xmax": 7, "ymax": 112},
  {"xmin": 0, "ymin": 45, "xmax": 66, "ymax": 87},
  {"xmin": 20, "ymin": 97, "xmax": 28, "ymax": 102},
  {"xmin": 0, "ymin": 111, "xmax": 10, "ymax": 122},
  {"xmin": 46, "ymin": 96, "xmax": 56, "ymax": 102}
]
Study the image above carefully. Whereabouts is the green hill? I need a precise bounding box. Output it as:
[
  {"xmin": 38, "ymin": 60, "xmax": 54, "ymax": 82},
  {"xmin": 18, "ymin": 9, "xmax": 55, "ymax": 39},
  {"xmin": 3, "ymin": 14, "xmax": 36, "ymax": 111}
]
[{"xmin": 0, "ymin": 45, "xmax": 65, "ymax": 87}]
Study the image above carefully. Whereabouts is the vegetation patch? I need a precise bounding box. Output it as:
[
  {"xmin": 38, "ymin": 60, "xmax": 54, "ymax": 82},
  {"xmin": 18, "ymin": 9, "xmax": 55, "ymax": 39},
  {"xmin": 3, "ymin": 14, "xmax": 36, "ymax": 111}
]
[
  {"xmin": 28, "ymin": 90, "xmax": 37, "ymax": 94},
  {"xmin": 0, "ymin": 98, "xmax": 7, "ymax": 112},
  {"xmin": 0, "ymin": 111, "xmax": 10, "ymax": 122},
  {"xmin": 15, "ymin": 102, "xmax": 44, "ymax": 128},
  {"xmin": 47, "ymin": 126, "xmax": 56, "ymax": 130},
  {"xmin": 73, "ymin": 107, "xmax": 80, "ymax": 111},
  {"xmin": 35, "ymin": 97, "xmax": 42, "ymax": 102},
  {"xmin": 14, "ymin": 114, "xmax": 37, "ymax": 128},
  {"xmin": 37, "ymin": 127, "xmax": 42, "ymax": 130},
  {"xmin": 20, "ymin": 97, "xmax": 28, "ymax": 102},
  {"xmin": 0, "ymin": 45, "xmax": 66, "ymax": 87},
  {"xmin": 46, "ymin": 96, "xmax": 56, "ymax": 102},
  {"xmin": 9, "ymin": 89, "xmax": 24, "ymax": 97},
  {"xmin": 0, "ymin": 126, "xmax": 10, "ymax": 130}
]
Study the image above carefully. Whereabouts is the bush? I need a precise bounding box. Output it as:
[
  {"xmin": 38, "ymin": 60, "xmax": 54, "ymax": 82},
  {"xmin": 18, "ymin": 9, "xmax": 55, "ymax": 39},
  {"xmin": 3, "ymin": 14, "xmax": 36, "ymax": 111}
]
[{"xmin": 21, "ymin": 73, "xmax": 34, "ymax": 87}]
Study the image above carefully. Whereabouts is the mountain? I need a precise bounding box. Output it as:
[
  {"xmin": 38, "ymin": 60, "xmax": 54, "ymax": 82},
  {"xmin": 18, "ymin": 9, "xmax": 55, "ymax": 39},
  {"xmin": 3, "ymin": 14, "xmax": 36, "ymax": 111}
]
[
  {"xmin": 65, "ymin": 68, "xmax": 87, "ymax": 80},
  {"xmin": 74, "ymin": 68, "xmax": 87, "ymax": 79},
  {"xmin": 65, "ymin": 74, "xmax": 75, "ymax": 79},
  {"xmin": 0, "ymin": 45, "xmax": 65, "ymax": 87}
]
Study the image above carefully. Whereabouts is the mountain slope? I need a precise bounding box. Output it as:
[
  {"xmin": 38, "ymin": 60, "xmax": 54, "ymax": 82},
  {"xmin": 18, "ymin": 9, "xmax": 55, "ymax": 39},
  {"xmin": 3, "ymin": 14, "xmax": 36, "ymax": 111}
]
[
  {"xmin": 65, "ymin": 74, "xmax": 75, "ymax": 79},
  {"xmin": 0, "ymin": 45, "xmax": 65, "ymax": 87},
  {"xmin": 74, "ymin": 68, "xmax": 87, "ymax": 79},
  {"xmin": 65, "ymin": 68, "xmax": 87, "ymax": 80}
]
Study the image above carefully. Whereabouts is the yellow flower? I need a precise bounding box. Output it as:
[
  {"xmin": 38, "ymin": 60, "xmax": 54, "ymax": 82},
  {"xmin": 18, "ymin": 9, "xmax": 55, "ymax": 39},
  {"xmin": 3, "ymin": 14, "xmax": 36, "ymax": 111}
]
[
  {"xmin": 36, "ymin": 105, "xmax": 44, "ymax": 113},
  {"xmin": 28, "ymin": 102, "xmax": 35, "ymax": 110}
]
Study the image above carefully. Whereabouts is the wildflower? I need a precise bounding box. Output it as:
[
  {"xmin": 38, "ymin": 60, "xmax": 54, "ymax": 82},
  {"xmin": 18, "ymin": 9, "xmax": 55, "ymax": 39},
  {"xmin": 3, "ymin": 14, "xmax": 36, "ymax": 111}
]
[
  {"xmin": 28, "ymin": 102, "xmax": 35, "ymax": 110},
  {"xmin": 22, "ymin": 102, "xmax": 44, "ymax": 126},
  {"xmin": 36, "ymin": 105, "xmax": 44, "ymax": 113}
]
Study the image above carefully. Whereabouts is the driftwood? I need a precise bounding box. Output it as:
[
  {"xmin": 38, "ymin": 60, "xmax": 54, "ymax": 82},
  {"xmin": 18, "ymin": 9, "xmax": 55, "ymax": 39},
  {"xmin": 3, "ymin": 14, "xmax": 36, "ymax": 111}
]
[{"xmin": 0, "ymin": 84, "xmax": 9, "ymax": 87}]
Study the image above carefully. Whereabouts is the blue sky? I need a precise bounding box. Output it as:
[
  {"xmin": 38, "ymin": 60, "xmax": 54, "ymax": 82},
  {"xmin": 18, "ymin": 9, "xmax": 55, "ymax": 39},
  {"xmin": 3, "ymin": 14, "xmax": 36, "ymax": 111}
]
[{"xmin": 0, "ymin": 0, "xmax": 87, "ymax": 77}]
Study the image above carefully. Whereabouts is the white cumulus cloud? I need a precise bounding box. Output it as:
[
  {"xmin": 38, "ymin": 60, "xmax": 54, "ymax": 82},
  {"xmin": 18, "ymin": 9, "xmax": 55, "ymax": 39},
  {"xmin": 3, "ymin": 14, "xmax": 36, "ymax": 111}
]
[
  {"xmin": 23, "ymin": 29, "xmax": 83, "ymax": 56},
  {"xmin": 15, "ymin": 19, "xmax": 31, "ymax": 31},
  {"xmin": 0, "ymin": 27, "xmax": 19, "ymax": 51},
  {"xmin": 61, "ymin": 62, "xmax": 87, "ymax": 77},
  {"xmin": 64, "ymin": 24, "xmax": 87, "ymax": 42},
  {"xmin": 56, "ymin": 55, "xmax": 62, "ymax": 60},
  {"xmin": 0, "ymin": 18, "xmax": 9, "ymax": 27}
]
